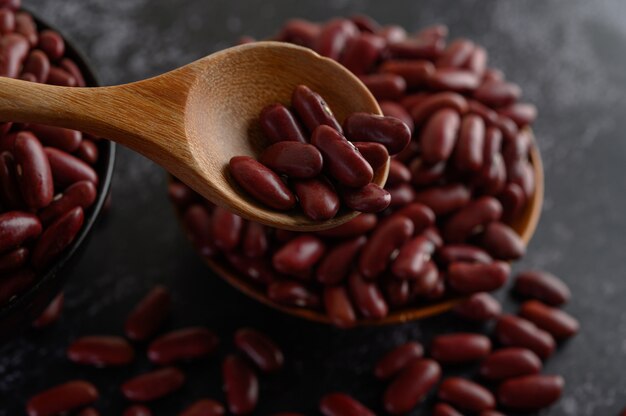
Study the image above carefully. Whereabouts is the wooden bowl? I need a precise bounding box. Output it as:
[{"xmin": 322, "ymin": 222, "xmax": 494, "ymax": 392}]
[{"xmin": 176, "ymin": 130, "xmax": 543, "ymax": 326}]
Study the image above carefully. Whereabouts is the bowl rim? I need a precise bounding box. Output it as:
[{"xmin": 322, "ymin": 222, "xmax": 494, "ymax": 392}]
[{"xmin": 0, "ymin": 12, "xmax": 116, "ymax": 320}]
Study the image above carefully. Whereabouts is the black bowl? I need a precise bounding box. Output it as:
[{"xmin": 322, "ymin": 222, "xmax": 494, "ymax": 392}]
[{"xmin": 0, "ymin": 14, "xmax": 116, "ymax": 339}]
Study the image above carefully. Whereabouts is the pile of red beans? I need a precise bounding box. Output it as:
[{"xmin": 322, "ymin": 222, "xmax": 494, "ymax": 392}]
[
  {"xmin": 229, "ymin": 85, "xmax": 411, "ymax": 218},
  {"xmin": 0, "ymin": 0, "xmax": 102, "ymax": 306}
]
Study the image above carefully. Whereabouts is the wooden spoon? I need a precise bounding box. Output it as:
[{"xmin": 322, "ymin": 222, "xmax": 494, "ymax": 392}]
[{"xmin": 0, "ymin": 41, "xmax": 385, "ymax": 231}]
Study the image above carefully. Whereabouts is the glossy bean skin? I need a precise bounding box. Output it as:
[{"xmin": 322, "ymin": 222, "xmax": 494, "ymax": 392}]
[
  {"xmin": 179, "ymin": 399, "xmax": 225, "ymax": 416},
  {"xmin": 31, "ymin": 206, "xmax": 84, "ymax": 270},
  {"xmin": 273, "ymin": 235, "xmax": 325, "ymax": 278},
  {"xmin": 26, "ymin": 380, "xmax": 99, "ymax": 416},
  {"xmin": 211, "ymin": 207, "xmax": 243, "ymax": 252},
  {"xmin": 383, "ymin": 277, "xmax": 411, "ymax": 308},
  {"xmin": 419, "ymin": 108, "xmax": 461, "ymax": 164},
  {"xmin": 433, "ymin": 403, "xmax": 463, "ymax": 416},
  {"xmin": 259, "ymin": 142, "xmax": 323, "ymax": 178},
  {"xmin": 27, "ymin": 124, "xmax": 82, "ymax": 152},
  {"xmin": 386, "ymin": 159, "xmax": 411, "ymax": 186},
  {"xmin": 480, "ymin": 347, "xmax": 542, "ymax": 381},
  {"xmin": 431, "ymin": 333, "xmax": 491, "ymax": 364},
  {"xmin": 387, "ymin": 183, "xmax": 416, "ymax": 208},
  {"xmin": 46, "ymin": 66, "xmax": 77, "ymax": 86},
  {"xmin": 324, "ymin": 285, "xmax": 357, "ymax": 328},
  {"xmin": 22, "ymin": 49, "xmax": 50, "ymax": 83},
  {"xmin": 499, "ymin": 182, "xmax": 526, "ymax": 223},
  {"xmin": 225, "ymin": 252, "xmax": 276, "ymax": 285},
  {"xmin": 497, "ymin": 375, "xmax": 564, "ymax": 411},
  {"xmin": 311, "ymin": 125, "xmax": 373, "ymax": 188},
  {"xmin": 437, "ymin": 39, "xmax": 475, "ymax": 68},
  {"xmin": 391, "ymin": 236, "xmax": 435, "ymax": 280},
  {"xmin": 343, "ymin": 113, "xmax": 411, "ymax": 155},
  {"xmin": 14, "ymin": 131, "xmax": 54, "ymax": 209},
  {"xmin": 39, "ymin": 180, "xmax": 97, "ymax": 225},
  {"xmin": 411, "ymin": 261, "xmax": 440, "ymax": 296},
  {"xmin": 391, "ymin": 203, "xmax": 435, "ymax": 233},
  {"xmin": 448, "ymin": 261, "xmax": 510, "ymax": 294},
  {"xmin": 148, "ymin": 327, "xmax": 219, "ymax": 365},
  {"xmin": 292, "ymin": 84, "xmax": 343, "ymax": 132},
  {"xmin": 380, "ymin": 101, "xmax": 414, "ymax": 132},
  {"xmin": 124, "ymin": 285, "xmax": 171, "ymax": 341},
  {"xmin": 267, "ymin": 281, "xmax": 319, "ymax": 308},
  {"xmin": 438, "ymin": 245, "xmax": 493, "ymax": 266},
  {"xmin": 242, "ymin": 222, "xmax": 268, "ymax": 258},
  {"xmin": 340, "ymin": 33, "xmax": 385, "ymax": 75},
  {"xmin": 383, "ymin": 359, "xmax": 441, "ymax": 415},
  {"xmin": 410, "ymin": 92, "xmax": 468, "ymax": 127},
  {"xmin": 319, "ymin": 393, "xmax": 374, "ymax": 416},
  {"xmin": 443, "ymin": 196, "xmax": 502, "ymax": 243},
  {"xmin": 409, "ymin": 159, "xmax": 446, "ymax": 186},
  {"xmin": 313, "ymin": 18, "xmax": 358, "ymax": 61},
  {"xmin": 353, "ymin": 142, "xmax": 389, "ymax": 170},
  {"xmin": 498, "ymin": 102, "xmax": 537, "ymax": 127},
  {"xmin": 258, "ymin": 103, "xmax": 307, "ymax": 144},
  {"xmin": 0, "ymin": 9, "xmax": 15, "ymax": 34},
  {"xmin": 454, "ymin": 114, "xmax": 485, "ymax": 172},
  {"xmin": 276, "ymin": 19, "xmax": 321, "ymax": 47},
  {"xmin": 31, "ymin": 292, "xmax": 64, "ymax": 328},
  {"xmin": 121, "ymin": 367, "xmax": 185, "ymax": 402},
  {"xmin": 234, "ymin": 328, "xmax": 284, "ymax": 373},
  {"xmin": 341, "ymin": 183, "xmax": 391, "ymax": 213},
  {"xmin": 229, "ymin": 156, "xmax": 296, "ymax": 210},
  {"xmin": 67, "ymin": 335, "xmax": 135, "ymax": 367},
  {"xmin": 0, "ymin": 33, "xmax": 29, "ymax": 78},
  {"xmin": 222, "ymin": 354, "xmax": 259, "ymax": 415},
  {"xmin": 316, "ymin": 236, "xmax": 366, "ymax": 285},
  {"xmin": 59, "ymin": 58, "xmax": 86, "ymax": 87},
  {"xmin": 380, "ymin": 59, "xmax": 436, "ymax": 88},
  {"xmin": 0, "ymin": 211, "xmax": 41, "ymax": 253},
  {"xmin": 474, "ymin": 80, "xmax": 521, "ymax": 108},
  {"xmin": 293, "ymin": 178, "xmax": 340, "ymax": 220},
  {"xmin": 348, "ymin": 271, "xmax": 388, "ymax": 319},
  {"xmin": 495, "ymin": 314, "xmax": 556, "ymax": 359},
  {"xmin": 183, "ymin": 204, "xmax": 216, "ymax": 258},
  {"xmin": 388, "ymin": 37, "xmax": 444, "ymax": 61},
  {"xmin": 519, "ymin": 300, "xmax": 579, "ymax": 340},
  {"xmin": 15, "ymin": 12, "xmax": 37, "ymax": 47},
  {"xmin": 360, "ymin": 73, "xmax": 406, "ymax": 101},
  {"xmin": 465, "ymin": 45, "xmax": 487, "ymax": 75},
  {"xmin": 453, "ymin": 292, "xmax": 501, "ymax": 322},
  {"xmin": 374, "ymin": 341, "xmax": 424, "ymax": 379},
  {"xmin": 428, "ymin": 69, "xmax": 481, "ymax": 92},
  {"xmin": 514, "ymin": 270, "xmax": 570, "ymax": 306},
  {"xmin": 0, "ymin": 151, "xmax": 23, "ymax": 209},
  {"xmin": 44, "ymin": 147, "xmax": 98, "ymax": 186},
  {"xmin": 316, "ymin": 213, "xmax": 377, "ymax": 238},
  {"xmin": 480, "ymin": 222, "xmax": 525, "ymax": 260},
  {"xmin": 438, "ymin": 377, "xmax": 496, "ymax": 413},
  {"xmin": 38, "ymin": 30, "xmax": 64, "ymax": 60},
  {"xmin": 358, "ymin": 216, "xmax": 413, "ymax": 279}
]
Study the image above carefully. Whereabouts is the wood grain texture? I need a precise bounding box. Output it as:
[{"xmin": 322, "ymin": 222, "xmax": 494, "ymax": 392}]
[{"xmin": 0, "ymin": 41, "xmax": 385, "ymax": 231}]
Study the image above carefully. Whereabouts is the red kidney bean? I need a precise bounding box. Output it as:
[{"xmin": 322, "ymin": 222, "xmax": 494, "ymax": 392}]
[
  {"xmin": 229, "ymin": 156, "xmax": 296, "ymax": 210},
  {"xmin": 123, "ymin": 406, "xmax": 152, "ymax": 416},
  {"xmin": 391, "ymin": 236, "xmax": 435, "ymax": 280},
  {"xmin": 121, "ymin": 367, "xmax": 185, "ymax": 402},
  {"xmin": 358, "ymin": 215, "xmax": 413, "ymax": 279},
  {"xmin": 474, "ymin": 153, "xmax": 506, "ymax": 196},
  {"xmin": 75, "ymin": 140, "xmax": 99, "ymax": 164},
  {"xmin": 324, "ymin": 285, "xmax": 357, "ymax": 328},
  {"xmin": 474, "ymin": 80, "xmax": 521, "ymax": 108},
  {"xmin": 59, "ymin": 57, "xmax": 86, "ymax": 87},
  {"xmin": 37, "ymin": 29, "xmax": 64, "ymax": 60},
  {"xmin": 28, "ymin": 124, "xmax": 82, "ymax": 152},
  {"xmin": 379, "ymin": 101, "xmax": 414, "ymax": 132},
  {"xmin": 259, "ymin": 104, "xmax": 308, "ymax": 144},
  {"xmin": 234, "ymin": 328, "xmax": 284, "ymax": 373},
  {"xmin": 39, "ymin": 180, "xmax": 97, "ymax": 225},
  {"xmin": 519, "ymin": 300, "xmax": 579, "ymax": 340},
  {"xmin": 273, "ymin": 235, "xmax": 325, "ymax": 278},
  {"xmin": 0, "ymin": 151, "xmax": 23, "ymax": 209},
  {"xmin": 225, "ymin": 252, "xmax": 275, "ymax": 285},
  {"xmin": 168, "ymin": 181, "xmax": 199, "ymax": 209},
  {"xmin": 46, "ymin": 66, "xmax": 77, "ymax": 86},
  {"xmin": 495, "ymin": 314, "xmax": 556, "ymax": 359},
  {"xmin": 391, "ymin": 202, "xmax": 435, "ymax": 233},
  {"xmin": 498, "ymin": 182, "xmax": 526, "ymax": 223},
  {"xmin": 0, "ymin": 9, "xmax": 15, "ymax": 34},
  {"xmin": 32, "ymin": 292, "xmax": 64, "ymax": 328},
  {"xmin": 78, "ymin": 408, "xmax": 101, "ymax": 416},
  {"xmin": 431, "ymin": 333, "xmax": 491, "ymax": 364},
  {"xmin": 465, "ymin": 45, "xmax": 487, "ymax": 75},
  {"xmin": 480, "ymin": 347, "xmax": 542, "ymax": 381},
  {"xmin": 222, "ymin": 354, "xmax": 259, "ymax": 415},
  {"xmin": 502, "ymin": 130, "xmax": 531, "ymax": 162},
  {"xmin": 383, "ymin": 277, "xmax": 410, "ymax": 307},
  {"xmin": 379, "ymin": 59, "xmax": 435, "ymax": 88},
  {"xmin": 179, "ymin": 399, "xmax": 224, "ymax": 416},
  {"xmin": 0, "ymin": 0, "xmax": 20, "ymax": 11},
  {"xmin": 31, "ymin": 206, "xmax": 84, "ymax": 270},
  {"xmin": 419, "ymin": 108, "xmax": 461, "ymax": 164},
  {"xmin": 340, "ymin": 33, "xmax": 385, "ymax": 75},
  {"xmin": 411, "ymin": 260, "xmax": 440, "ymax": 296},
  {"xmin": 437, "ymin": 39, "xmax": 475, "ymax": 68},
  {"xmin": 317, "ymin": 236, "xmax": 366, "ymax": 285},
  {"xmin": 0, "ymin": 268, "xmax": 34, "ymax": 303},
  {"xmin": 293, "ymin": 178, "xmax": 340, "ymax": 220},
  {"xmin": 276, "ymin": 19, "xmax": 321, "ymax": 47},
  {"xmin": 311, "ymin": 125, "xmax": 373, "ymax": 187},
  {"xmin": 497, "ymin": 375, "xmax": 564, "ymax": 411},
  {"xmin": 423, "ymin": 226, "xmax": 444, "ymax": 249},
  {"xmin": 242, "ymin": 222, "xmax": 267, "ymax": 258},
  {"xmin": 125, "ymin": 285, "xmax": 171, "ymax": 341},
  {"xmin": 26, "ymin": 380, "xmax": 98, "ymax": 416},
  {"xmin": 148, "ymin": 327, "xmax": 219, "ymax": 365},
  {"xmin": 259, "ymin": 142, "xmax": 323, "ymax": 178},
  {"xmin": 468, "ymin": 99, "xmax": 499, "ymax": 124},
  {"xmin": 454, "ymin": 114, "xmax": 485, "ymax": 172},
  {"xmin": 351, "ymin": 14, "xmax": 381, "ymax": 33},
  {"xmin": 15, "ymin": 12, "xmax": 37, "ymax": 46},
  {"xmin": 387, "ymin": 37, "xmax": 444, "ymax": 60},
  {"xmin": 443, "ymin": 196, "xmax": 502, "ymax": 243},
  {"xmin": 44, "ymin": 147, "xmax": 98, "ymax": 186},
  {"xmin": 438, "ymin": 377, "xmax": 495, "ymax": 413},
  {"xmin": 386, "ymin": 159, "xmax": 411, "ymax": 186},
  {"xmin": 23, "ymin": 50, "xmax": 50, "ymax": 83},
  {"xmin": 453, "ymin": 292, "xmax": 501, "ymax": 322},
  {"xmin": 211, "ymin": 207, "xmax": 243, "ymax": 252},
  {"xmin": 292, "ymin": 84, "xmax": 343, "ymax": 133},
  {"xmin": 448, "ymin": 261, "xmax": 510, "ymax": 294},
  {"xmin": 183, "ymin": 204, "xmax": 217, "ymax": 258},
  {"xmin": 495, "ymin": 114, "xmax": 519, "ymax": 141},
  {"xmin": 479, "ymin": 222, "xmax": 525, "ymax": 260},
  {"xmin": 353, "ymin": 142, "xmax": 389, "ymax": 170},
  {"xmin": 0, "ymin": 33, "xmax": 29, "ymax": 78},
  {"xmin": 343, "ymin": 113, "xmax": 411, "ymax": 155},
  {"xmin": 387, "ymin": 183, "xmax": 416, "ymax": 208},
  {"xmin": 359, "ymin": 73, "xmax": 406, "ymax": 101},
  {"xmin": 267, "ymin": 281, "xmax": 319, "ymax": 308},
  {"xmin": 482, "ymin": 126, "xmax": 503, "ymax": 166},
  {"xmin": 498, "ymin": 102, "xmax": 537, "ymax": 127},
  {"xmin": 314, "ymin": 18, "xmax": 359, "ymax": 61},
  {"xmin": 348, "ymin": 271, "xmax": 388, "ymax": 319},
  {"xmin": 383, "ymin": 359, "xmax": 441, "ymax": 414},
  {"xmin": 14, "ymin": 131, "xmax": 54, "ymax": 208},
  {"xmin": 409, "ymin": 92, "xmax": 468, "ymax": 127},
  {"xmin": 438, "ymin": 245, "xmax": 493, "ymax": 265},
  {"xmin": 433, "ymin": 403, "xmax": 463, "ymax": 416},
  {"xmin": 417, "ymin": 24, "xmax": 449, "ymax": 40},
  {"xmin": 316, "ymin": 213, "xmax": 377, "ymax": 238},
  {"xmin": 0, "ymin": 211, "xmax": 41, "ymax": 253},
  {"xmin": 409, "ymin": 159, "xmax": 446, "ymax": 186},
  {"xmin": 319, "ymin": 393, "xmax": 374, "ymax": 416},
  {"xmin": 342, "ymin": 183, "xmax": 391, "ymax": 213},
  {"xmin": 67, "ymin": 335, "xmax": 135, "ymax": 367},
  {"xmin": 514, "ymin": 270, "xmax": 570, "ymax": 306},
  {"xmin": 428, "ymin": 69, "xmax": 481, "ymax": 92},
  {"xmin": 374, "ymin": 341, "xmax": 424, "ymax": 379}
]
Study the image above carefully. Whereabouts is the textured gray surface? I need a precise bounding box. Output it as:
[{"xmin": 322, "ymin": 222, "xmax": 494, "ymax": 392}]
[{"xmin": 1, "ymin": 0, "xmax": 626, "ymax": 414}]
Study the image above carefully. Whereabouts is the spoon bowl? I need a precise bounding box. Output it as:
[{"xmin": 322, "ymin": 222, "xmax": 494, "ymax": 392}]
[{"xmin": 0, "ymin": 42, "xmax": 385, "ymax": 231}]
